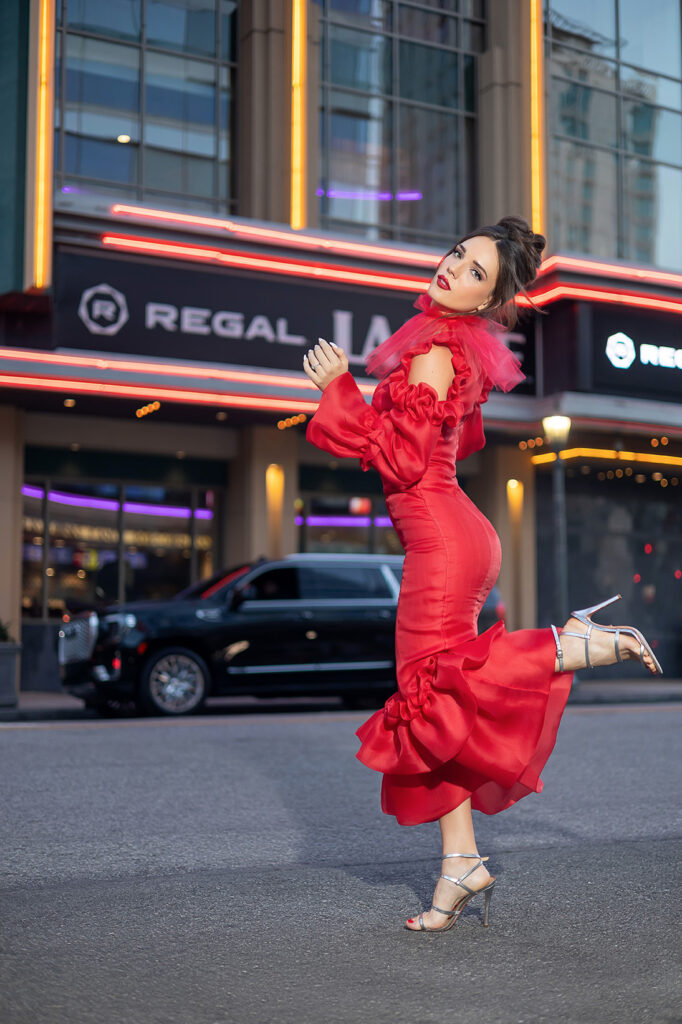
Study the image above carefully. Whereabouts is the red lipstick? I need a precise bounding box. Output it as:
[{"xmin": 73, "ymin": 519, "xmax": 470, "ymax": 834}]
[{"xmin": 436, "ymin": 274, "xmax": 450, "ymax": 291}]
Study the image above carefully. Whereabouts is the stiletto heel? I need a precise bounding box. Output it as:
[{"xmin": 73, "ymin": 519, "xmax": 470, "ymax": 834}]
[
  {"xmin": 482, "ymin": 883, "xmax": 495, "ymax": 927},
  {"xmin": 552, "ymin": 593, "xmax": 663, "ymax": 675},
  {"xmin": 407, "ymin": 853, "xmax": 496, "ymax": 933}
]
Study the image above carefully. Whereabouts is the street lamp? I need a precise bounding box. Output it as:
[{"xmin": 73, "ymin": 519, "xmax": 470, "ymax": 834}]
[{"xmin": 542, "ymin": 415, "xmax": 571, "ymax": 628}]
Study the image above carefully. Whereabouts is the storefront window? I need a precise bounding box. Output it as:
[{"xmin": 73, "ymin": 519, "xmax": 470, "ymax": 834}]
[
  {"xmin": 297, "ymin": 494, "xmax": 403, "ymax": 554},
  {"xmin": 21, "ymin": 479, "xmax": 223, "ymax": 618}
]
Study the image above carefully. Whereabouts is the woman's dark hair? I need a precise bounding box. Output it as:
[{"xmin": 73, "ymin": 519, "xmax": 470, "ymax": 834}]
[{"xmin": 449, "ymin": 215, "xmax": 546, "ymax": 329}]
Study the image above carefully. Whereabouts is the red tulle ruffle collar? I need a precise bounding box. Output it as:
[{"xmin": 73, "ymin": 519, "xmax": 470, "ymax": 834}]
[{"xmin": 364, "ymin": 292, "xmax": 525, "ymax": 394}]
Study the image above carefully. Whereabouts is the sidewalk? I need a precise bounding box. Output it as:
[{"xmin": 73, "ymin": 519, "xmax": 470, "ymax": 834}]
[{"xmin": 1, "ymin": 677, "xmax": 682, "ymax": 722}]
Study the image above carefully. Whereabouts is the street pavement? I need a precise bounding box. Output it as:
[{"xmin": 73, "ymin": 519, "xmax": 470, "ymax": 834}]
[{"xmin": 1, "ymin": 705, "xmax": 680, "ymax": 1024}]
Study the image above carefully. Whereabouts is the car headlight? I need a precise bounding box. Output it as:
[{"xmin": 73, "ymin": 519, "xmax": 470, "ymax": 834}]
[{"xmin": 102, "ymin": 613, "xmax": 137, "ymax": 638}]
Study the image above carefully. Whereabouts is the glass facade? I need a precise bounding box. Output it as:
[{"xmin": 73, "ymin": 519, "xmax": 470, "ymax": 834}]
[
  {"xmin": 54, "ymin": 0, "xmax": 238, "ymax": 211},
  {"xmin": 546, "ymin": 0, "xmax": 682, "ymax": 270},
  {"xmin": 315, "ymin": 0, "xmax": 485, "ymax": 245},
  {"xmin": 22, "ymin": 479, "xmax": 221, "ymax": 618}
]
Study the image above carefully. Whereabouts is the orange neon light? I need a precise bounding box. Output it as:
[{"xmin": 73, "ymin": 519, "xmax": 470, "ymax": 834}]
[
  {"xmin": 0, "ymin": 347, "xmax": 375, "ymax": 395},
  {"xmin": 110, "ymin": 204, "xmax": 441, "ymax": 267},
  {"xmin": 290, "ymin": 0, "xmax": 307, "ymax": 230},
  {"xmin": 529, "ymin": 0, "xmax": 545, "ymax": 236},
  {"xmin": 101, "ymin": 234, "xmax": 430, "ymax": 291},
  {"xmin": 531, "ymin": 448, "xmax": 682, "ymax": 468},
  {"xmin": 0, "ymin": 374, "xmax": 322, "ymax": 413},
  {"xmin": 33, "ymin": 0, "xmax": 54, "ymax": 289}
]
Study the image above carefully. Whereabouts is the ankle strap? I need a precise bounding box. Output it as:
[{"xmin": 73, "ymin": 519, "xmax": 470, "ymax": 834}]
[{"xmin": 442, "ymin": 852, "xmax": 489, "ymax": 861}]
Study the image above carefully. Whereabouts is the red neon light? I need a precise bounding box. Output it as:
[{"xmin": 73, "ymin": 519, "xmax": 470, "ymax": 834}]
[
  {"xmin": 526, "ymin": 281, "xmax": 682, "ymax": 315},
  {"xmin": 101, "ymin": 234, "xmax": 430, "ymax": 292},
  {"xmin": 539, "ymin": 254, "xmax": 682, "ymax": 290},
  {"xmin": 0, "ymin": 374, "xmax": 322, "ymax": 412},
  {"xmin": 100, "ymin": 234, "xmax": 682, "ymax": 315},
  {"xmin": 0, "ymin": 346, "xmax": 375, "ymax": 395},
  {"xmin": 111, "ymin": 203, "xmax": 441, "ymax": 268}
]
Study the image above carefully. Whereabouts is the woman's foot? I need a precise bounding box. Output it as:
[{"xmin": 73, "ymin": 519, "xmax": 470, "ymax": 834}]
[
  {"xmin": 405, "ymin": 855, "xmax": 492, "ymax": 931},
  {"xmin": 556, "ymin": 617, "xmax": 658, "ymax": 674}
]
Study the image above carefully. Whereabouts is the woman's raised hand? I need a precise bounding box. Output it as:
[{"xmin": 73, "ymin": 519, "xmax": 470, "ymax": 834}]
[{"xmin": 303, "ymin": 337, "xmax": 349, "ymax": 392}]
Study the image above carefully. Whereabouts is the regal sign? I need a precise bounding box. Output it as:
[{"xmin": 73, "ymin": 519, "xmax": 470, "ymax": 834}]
[{"xmin": 54, "ymin": 249, "xmax": 535, "ymax": 390}]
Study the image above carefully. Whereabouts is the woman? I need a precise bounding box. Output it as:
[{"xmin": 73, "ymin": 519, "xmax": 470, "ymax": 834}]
[{"xmin": 302, "ymin": 216, "xmax": 661, "ymax": 934}]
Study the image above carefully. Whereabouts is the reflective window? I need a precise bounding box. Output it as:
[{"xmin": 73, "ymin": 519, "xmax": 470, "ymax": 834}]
[
  {"xmin": 329, "ymin": 26, "xmax": 391, "ymax": 94},
  {"xmin": 147, "ymin": 0, "xmax": 217, "ymax": 57},
  {"xmin": 21, "ymin": 487, "xmax": 46, "ymax": 619},
  {"xmin": 623, "ymin": 160, "xmax": 682, "ymax": 269},
  {"xmin": 622, "ymin": 103, "xmax": 682, "ymax": 166},
  {"xmin": 319, "ymin": 0, "xmax": 484, "ymax": 245},
  {"xmin": 547, "ymin": 0, "xmax": 682, "ymax": 270},
  {"xmin": 550, "ymin": 139, "xmax": 619, "ymax": 259},
  {"xmin": 551, "ymin": 80, "xmax": 618, "ymax": 147},
  {"xmin": 618, "ymin": 0, "xmax": 681, "ymax": 80},
  {"xmin": 66, "ymin": 0, "xmax": 142, "ymax": 41},
  {"xmin": 547, "ymin": 0, "xmax": 617, "ymax": 57},
  {"xmin": 122, "ymin": 486, "xmax": 193, "ymax": 601},
  {"xmin": 55, "ymin": 1, "xmax": 238, "ymax": 211},
  {"xmin": 242, "ymin": 568, "xmax": 300, "ymax": 601}
]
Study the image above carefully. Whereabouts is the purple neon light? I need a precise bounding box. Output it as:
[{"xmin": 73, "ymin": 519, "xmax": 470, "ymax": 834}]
[
  {"xmin": 21, "ymin": 485, "xmax": 213, "ymax": 520},
  {"xmin": 295, "ymin": 515, "xmax": 396, "ymax": 528},
  {"xmin": 317, "ymin": 188, "xmax": 422, "ymax": 202}
]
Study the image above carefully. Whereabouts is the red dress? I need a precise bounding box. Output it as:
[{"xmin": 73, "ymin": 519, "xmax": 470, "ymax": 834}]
[{"xmin": 305, "ymin": 305, "xmax": 574, "ymax": 826}]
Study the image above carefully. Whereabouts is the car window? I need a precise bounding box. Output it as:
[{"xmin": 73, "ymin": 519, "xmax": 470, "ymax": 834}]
[
  {"xmin": 299, "ymin": 565, "xmax": 393, "ymax": 600},
  {"xmin": 387, "ymin": 562, "xmax": 403, "ymax": 584},
  {"xmin": 239, "ymin": 567, "xmax": 300, "ymax": 601}
]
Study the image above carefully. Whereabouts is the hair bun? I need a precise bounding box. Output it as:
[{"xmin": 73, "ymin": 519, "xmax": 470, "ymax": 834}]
[{"xmin": 496, "ymin": 215, "xmax": 545, "ymax": 272}]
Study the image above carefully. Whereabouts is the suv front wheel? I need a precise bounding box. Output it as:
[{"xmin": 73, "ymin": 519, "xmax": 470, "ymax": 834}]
[{"xmin": 139, "ymin": 647, "xmax": 210, "ymax": 716}]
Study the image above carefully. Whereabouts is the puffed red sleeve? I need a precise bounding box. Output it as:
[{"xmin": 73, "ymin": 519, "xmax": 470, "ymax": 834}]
[{"xmin": 305, "ymin": 356, "xmax": 463, "ymax": 490}]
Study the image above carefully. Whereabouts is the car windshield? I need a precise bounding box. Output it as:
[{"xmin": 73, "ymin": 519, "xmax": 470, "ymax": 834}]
[{"xmin": 174, "ymin": 563, "xmax": 253, "ymax": 601}]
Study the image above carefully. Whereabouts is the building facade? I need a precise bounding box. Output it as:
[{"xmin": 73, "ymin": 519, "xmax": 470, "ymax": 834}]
[{"xmin": 1, "ymin": 0, "xmax": 680, "ymax": 692}]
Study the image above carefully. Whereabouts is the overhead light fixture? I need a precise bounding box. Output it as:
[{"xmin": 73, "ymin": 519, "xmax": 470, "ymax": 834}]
[{"xmin": 117, "ymin": 134, "xmax": 131, "ymax": 144}]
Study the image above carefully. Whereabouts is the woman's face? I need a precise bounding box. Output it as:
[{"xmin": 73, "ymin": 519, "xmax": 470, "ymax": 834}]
[{"xmin": 426, "ymin": 234, "xmax": 499, "ymax": 314}]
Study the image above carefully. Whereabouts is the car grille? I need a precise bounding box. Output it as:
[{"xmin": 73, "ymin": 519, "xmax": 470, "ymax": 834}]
[{"xmin": 58, "ymin": 612, "xmax": 99, "ymax": 665}]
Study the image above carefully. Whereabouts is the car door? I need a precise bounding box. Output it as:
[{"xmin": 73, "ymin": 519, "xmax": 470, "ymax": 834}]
[
  {"xmin": 219, "ymin": 565, "xmax": 318, "ymax": 690},
  {"xmin": 297, "ymin": 562, "xmax": 398, "ymax": 693}
]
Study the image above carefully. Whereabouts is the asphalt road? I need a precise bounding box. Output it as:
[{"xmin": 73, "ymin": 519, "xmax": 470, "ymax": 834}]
[{"xmin": 1, "ymin": 705, "xmax": 680, "ymax": 1024}]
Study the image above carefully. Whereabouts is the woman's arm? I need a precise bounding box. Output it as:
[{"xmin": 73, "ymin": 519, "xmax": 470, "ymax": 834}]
[{"xmin": 305, "ymin": 339, "xmax": 460, "ymax": 490}]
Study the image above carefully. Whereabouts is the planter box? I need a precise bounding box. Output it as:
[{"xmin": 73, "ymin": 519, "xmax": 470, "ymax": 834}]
[{"xmin": 0, "ymin": 644, "xmax": 21, "ymax": 707}]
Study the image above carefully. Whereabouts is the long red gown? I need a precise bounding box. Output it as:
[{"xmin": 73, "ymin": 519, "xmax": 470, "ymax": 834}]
[{"xmin": 305, "ymin": 311, "xmax": 574, "ymax": 826}]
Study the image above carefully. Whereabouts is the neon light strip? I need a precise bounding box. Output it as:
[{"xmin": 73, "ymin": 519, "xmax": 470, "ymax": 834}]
[
  {"xmin": 0, "ymin": 346, "xmax": 375, "ymax": 395},
  {"xmin": 530, "ymin": 448, "xmax": 682, "ymax": 468},
  {"xmin": 0, "ymin": 374, "xmax": 322, "ymax": 412},
  {"xmin": 290, "ymin": 0, "xmax": 307, "ymax": 230},
  {"xmin": 110, "ymin": 204, "xmax": 442, "ymax": 267},
  {"xmin": 33, "ymin": 0, "xmax": 54, "ymax": 289},
  {"xmin": 529, "ymin": 0, "xmax": 545, "ymax": 235},
  {"xmin": 294, "ymin": 516, "xmax": 395, "ymax": 528},
  {"xmin": 100, "ymin": 235, "xmax": 682, "ymax": 312},
  {"xmin": 22, "ymin": 485, "xmax": 214, "ymax": 518},
  {"xmin": 538, "ymin": 255, "xmax": 682, "ymax": 290},
  {"xmin": 523, "ymin": 282, "xmax": 682, "ymax": 315},
  {"xmin": 101, "ymin": 234, "xmax": 430, "ymax": 292}
]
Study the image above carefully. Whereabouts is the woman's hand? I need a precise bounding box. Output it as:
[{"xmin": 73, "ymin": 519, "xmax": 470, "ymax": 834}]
[{"xmin": 303, "ymin": 338, "xmax": 349, "ymax": 392}]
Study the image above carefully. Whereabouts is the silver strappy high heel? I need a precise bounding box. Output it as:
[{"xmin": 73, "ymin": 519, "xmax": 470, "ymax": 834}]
[
  {"xmin": 407, "ymin": 853, "xmax": 496, "ymax": 932},
  {"xmin": 551, "ymin": 594, "xmax": 663, "ymax": 675}
]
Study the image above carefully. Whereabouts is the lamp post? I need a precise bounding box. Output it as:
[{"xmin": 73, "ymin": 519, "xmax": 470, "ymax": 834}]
[{"xmin": 542, "ymin": 415, "xmax": 571, "ymax": 628}]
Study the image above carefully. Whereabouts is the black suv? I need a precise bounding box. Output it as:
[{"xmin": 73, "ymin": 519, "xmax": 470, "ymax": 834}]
[
  {"xmin": 58, "ymin": 553, "xmax": 404, "ymax": 716},
  {"xmin": 58, "ymin": 552, "xmax": 506, "ymax": 717}
]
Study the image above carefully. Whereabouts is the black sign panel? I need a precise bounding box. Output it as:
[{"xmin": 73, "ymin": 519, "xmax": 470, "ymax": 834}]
[
  {"xmin": 53, "ymin": 249, "xmax": 535, "ymax": 389},
  {"xmin": 593, "ymin": 307, "xmax": 682, "ymax": 402}
]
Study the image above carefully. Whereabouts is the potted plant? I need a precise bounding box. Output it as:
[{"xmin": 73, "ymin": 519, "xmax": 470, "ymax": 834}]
[{"xmin": 0, "ymin": 621, "xmax": 21, "ymax": 708}]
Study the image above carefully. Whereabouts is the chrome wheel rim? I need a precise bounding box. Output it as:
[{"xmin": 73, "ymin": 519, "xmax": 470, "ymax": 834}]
[{"xmin": 148, "ymin": 654, "xmax": 205, "ymax": 713}]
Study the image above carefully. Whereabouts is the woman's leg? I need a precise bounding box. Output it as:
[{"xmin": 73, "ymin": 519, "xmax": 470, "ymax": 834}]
[{"xmin": 405, "ymin": 798, "xmax": 491, "ymax": 930}]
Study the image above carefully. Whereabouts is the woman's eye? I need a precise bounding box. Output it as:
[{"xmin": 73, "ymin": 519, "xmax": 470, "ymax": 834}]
[{"xmin": 472, "ymin": 269, "xmax": 481, "ymax": 280}]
